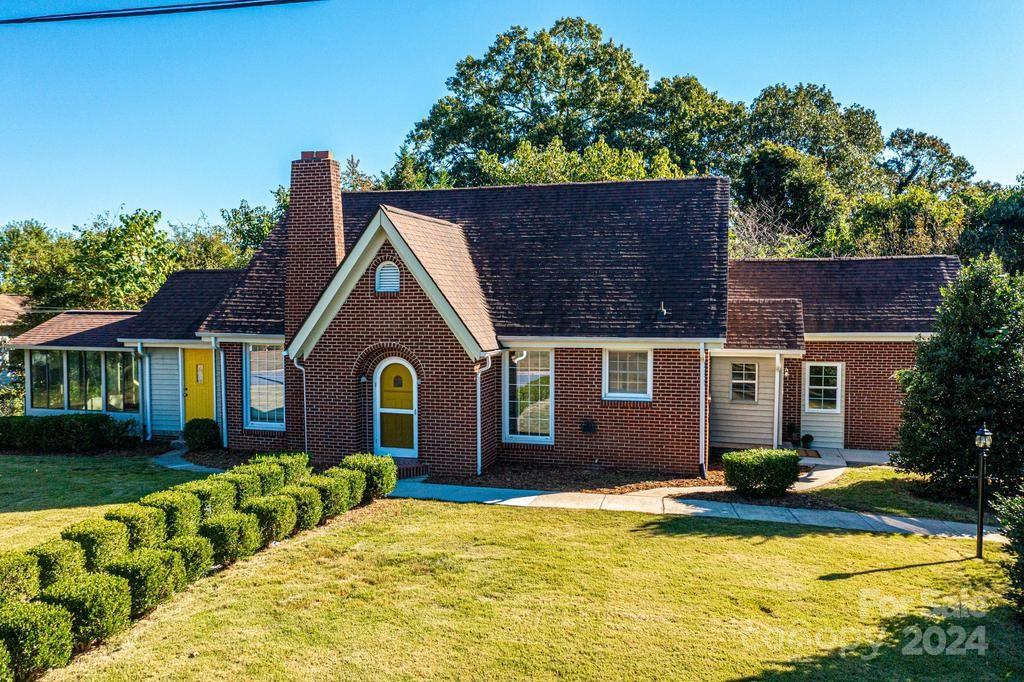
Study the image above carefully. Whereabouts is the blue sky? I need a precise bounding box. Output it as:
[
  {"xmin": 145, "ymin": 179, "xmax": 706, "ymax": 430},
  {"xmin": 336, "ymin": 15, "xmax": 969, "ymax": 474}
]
[{"xmin": 1, "ymin": 0, "xmax": 1022, "ymax": 230}]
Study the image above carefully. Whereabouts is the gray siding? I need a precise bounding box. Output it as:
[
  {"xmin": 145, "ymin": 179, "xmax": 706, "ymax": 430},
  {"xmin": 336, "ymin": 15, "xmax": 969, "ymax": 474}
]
[
  {"xmin": 710, "ymin": 356, "xmax": 776, "ymax": 447},
  {"xmin": 801, "ymin": 362, "xmax": 844, "ymax": 448},
  {"xmin": 149, "ymin": 348, "xmax": 181, "ymax": 435}
]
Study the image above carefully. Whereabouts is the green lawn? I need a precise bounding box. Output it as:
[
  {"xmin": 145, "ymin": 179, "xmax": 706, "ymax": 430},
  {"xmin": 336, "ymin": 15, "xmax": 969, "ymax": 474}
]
[
  {"xmin": 802, "ymin": 466, "xmax": 979, "ymax": 524},
  {"xmin": 0, "ymin": 454, "xmax": 202, "ymax": 551}
]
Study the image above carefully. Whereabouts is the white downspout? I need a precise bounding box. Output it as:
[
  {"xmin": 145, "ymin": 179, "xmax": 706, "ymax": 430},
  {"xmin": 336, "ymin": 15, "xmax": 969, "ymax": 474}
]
[
  {"xmin": 773, "ymin": 353, "xmax": 782, "ymax": 449},
  {"xmin": 290, "ymin": 354, "xmax": 309, "ymax": 453},
  {"xmin": 474, "ymin": 353, "xmax": 496, "ymax": 476},
  {"xmin": 137, "ymin": 342, "xmax": 150, "ymax": 441},
  {"xmin": 211, "ymin": 337, "xmax": 227, "ymax": 448},
  {"xmin": 699, "ymin": 342, "xmax": 707, "ymax": 479}
]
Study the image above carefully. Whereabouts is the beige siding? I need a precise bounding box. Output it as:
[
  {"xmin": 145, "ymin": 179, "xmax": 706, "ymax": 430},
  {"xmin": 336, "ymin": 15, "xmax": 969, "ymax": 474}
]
[
  {"xmin": 149, "ymin": 348, "xmax": 182, "ymax": 436},
  {"xmin": 710, "ymin": 356, "xmax": 776, "ymax": 447}
]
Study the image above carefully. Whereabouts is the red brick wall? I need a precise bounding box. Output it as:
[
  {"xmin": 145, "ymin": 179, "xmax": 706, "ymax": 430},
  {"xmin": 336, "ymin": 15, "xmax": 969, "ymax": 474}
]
[
  {"xmin": 221, "ymin": 342, "xmax": 290, "ymax": 452},
  {"xmin": 782, "ymin": 341, "xmax": 917, "ymax": 450},
  {"xmin": 299, "ymin": 242, "xmax": 481, "ymax": 475},
  {"xmin": 497, "ymin": 349, "xmax": 705, "ymax": 474}
]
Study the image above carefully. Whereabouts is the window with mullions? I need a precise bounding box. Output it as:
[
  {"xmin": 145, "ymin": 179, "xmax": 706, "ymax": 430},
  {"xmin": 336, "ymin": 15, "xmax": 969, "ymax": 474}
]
[
  {"xmin": 806, "ymin": 363, "xmax": 840, "ymax": 412},
  {"xmin": 245, "ymin": 344, "xmax": 285, "ymax": 429},
  {"xmin": 505, "ymin": 350, "xmax": 552, "ymax": 442},
  {"xmin": 730, "ymin": 363, "xmax": 757, "ymax": 403}
]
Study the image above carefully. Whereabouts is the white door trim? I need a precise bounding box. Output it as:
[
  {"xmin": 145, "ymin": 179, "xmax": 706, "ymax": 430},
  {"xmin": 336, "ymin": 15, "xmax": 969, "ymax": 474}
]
[{"xmin": 373, "ymin": 357, "xmax": 418, "ymax": 459}]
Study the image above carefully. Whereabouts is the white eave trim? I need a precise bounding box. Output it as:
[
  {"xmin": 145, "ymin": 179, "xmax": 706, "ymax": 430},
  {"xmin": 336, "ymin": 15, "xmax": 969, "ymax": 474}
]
[
  {"xmin": 804, "ymin": 332, "xmax": 931, "ymax": 342},
  {"xmin": 710, "ymin": 348, "xmax": 805, "ymax": 357},
  {"xmin": 498, "ymin": 336, "xmax": 726, "ymax": 349},
  {"xmin": 287, "ymin": 209, "xmax": 485, "ymax": 361},
  {"xmin": 196, "ymin": 333, "xmax": 286, "ymax": 344},
  {"xmin": 13, "ymin": 344, "xmax": 130, "ymax": 353},
  {"xmin": 117, "ymin": 338, "xmax": 209, "ymax": 348}
]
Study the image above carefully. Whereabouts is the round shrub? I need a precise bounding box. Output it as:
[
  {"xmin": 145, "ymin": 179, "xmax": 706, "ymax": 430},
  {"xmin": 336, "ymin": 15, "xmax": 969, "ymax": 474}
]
[
  {"xmin": 27, "ymin": 540, "xmax": 85, "ymax": 588},
  {"xmin": 722, "ymin": 449, "xmax": 801, "ymax": 498},
  {"xmin": 994, "ymin": 492, "xmax": 1024, "ymax": 615},
  {"xmin": 0, "ymin": 553, "xmax": 39, "ymax": 606},
  {"xmin": 215, "ymin": 472, "xmax": 261, "ymax": 508},
  {"xmin": 183, "ymin": 418, "xmax": 220, "ymax": 451},
  {"xmin": 326, "ymin": 468, "xmax": 366, "ymax": 511},
  {"xmin": 230, "ymin": 463, "xmax": 285, "ymax": 495},
  {"xmin": 241, "ymin": 495, "xmax": 298, "ymax": 546},
  {"xmin": 174, "ymin": 479, "xmax": 235, "ymax": 519},
  {"xmin": 105, "ymin": 503, "xmax": 167, "ymax": 549},
  {"xmin": 40, "ymin": 573, "xmax": 131, "ymax": 645},
  {"xmin": 0, "ymin": 641, "xmax": 10, "ymax": 682},
  {"xmin": 139, "ymin": 490, "xmax": 201, "ymax": 539},
  {"xmin": 302, "ymin": 475, "xmax": 350, "ymax": 520},
  {"xmin": 199, "ymin": 513, "xmax": 261, "ymax": 565},
  {"xmin": 104, "ymin": 549, "xmax": 184, "ymax": 617},
  {"xmin": 251, "ymin": 453, "xmax": 311, "ymax": 485},
  {"xmin": 61, "ymin": 519, "xmax": 130, "ymax": 571},
  {"xmin": 279, "ymin": 485, "xmax": 323, "ymax": 532},
  {"xmin": 0, "ymin": 601, "xmax": 73, "ymax": 679},
  {"xmin": 164, "ymin": 535, "xmax": 214, "ymax": 583},
  {"xmin": 340, "ymin": 453, "xmax": 397, "ymax": 502}
]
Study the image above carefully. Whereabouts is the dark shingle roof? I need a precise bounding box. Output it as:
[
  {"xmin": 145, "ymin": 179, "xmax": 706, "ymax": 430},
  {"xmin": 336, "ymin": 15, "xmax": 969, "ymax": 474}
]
[
  {"xmin": 725, "ymin": 298, "xmax": 804, "ymax": 351},
  {"xmin": 198, "ymin": 223, "xmax": 285, "ymax": 336},
  {"xmin": 341, "ymin": 179, "xmax": 730, "ymax": 338},
  {"xmin": 0, "ymin": 295, "xmax": 28, "ymax": 327},
  {"xmin": 728, "ymin": 256, "xmax": 960, "ymax": 334},
  {"xmin": 120, "ymin": 269, "xmax": 241, "ymax": 340},
  {"xmin": 381, "ymin": 205, "xmax": 498, "ymax": 351},
  {"xmin": 8, "ymin": 311, "xmax": 138, "ymax": 348}
]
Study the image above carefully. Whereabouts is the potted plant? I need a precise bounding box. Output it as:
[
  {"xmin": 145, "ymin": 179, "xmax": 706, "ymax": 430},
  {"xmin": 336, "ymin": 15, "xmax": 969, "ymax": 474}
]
[{"xmin": 801, "ymin": 433, "xmax": 814, "ymax": 449}]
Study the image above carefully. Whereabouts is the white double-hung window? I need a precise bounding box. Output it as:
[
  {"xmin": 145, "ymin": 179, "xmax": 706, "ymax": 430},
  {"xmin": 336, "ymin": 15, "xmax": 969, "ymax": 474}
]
[
  {"xmin": 502, "ymin": 350, "xmax": 554, "ymax": 444},
  {"xmin": 602, "ymin": 349, "xmax": 652, "ymax": 401},
  {"xmin": 730, "ymin": 362, "xmax": 758, "ymax": 403},
  {"xmin": 805, "ymin": 362, "xmax": 842, "ymax": 413},
  {"xmin": 244, "ymin": 344, "xmax": 285, "ymax": 430}
]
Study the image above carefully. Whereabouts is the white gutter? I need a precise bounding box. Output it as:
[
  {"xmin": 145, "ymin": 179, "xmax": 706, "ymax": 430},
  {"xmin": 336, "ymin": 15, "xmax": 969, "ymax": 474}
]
[
  {"xmin": 474, "ymin": 352, "xmax": 499, "ymax": 475},
  {"xmin": 773, "ymin": 353, "xmax": 782, "ymax": 449},
  {"xmin": 290, "ymin": 354, "xmax": 309, "ymax": 453},
  {"xmin": 699, "ymin": 341, "xmax": 707, "ymax": 479}
]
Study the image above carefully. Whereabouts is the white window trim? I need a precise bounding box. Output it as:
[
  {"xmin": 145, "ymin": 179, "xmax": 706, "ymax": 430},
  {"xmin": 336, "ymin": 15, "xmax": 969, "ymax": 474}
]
[
  {"xmin": 26, "ymin": 349, "xmax": 140, "ymax": 415},
  {"xmin": 374, "ymin": 260, "xmax": 400, "ymax": 293},
  {"xmin": 803, "ymin": 361, "xmax": 843, "ymax": 414},
  {"xmin": 501, "ymin": 349, "xmax": 555, "ymax": 445},
  {"xmin": 243, "ymin": 343, "xmax": 286, "ymax": 431},
  {"xmin": 729, "ymin": 361, "xmax": 758, "ymax": 403},
  {"xmin": 601, "ymin": 348, "xmax": 653, "ymax": 401}
]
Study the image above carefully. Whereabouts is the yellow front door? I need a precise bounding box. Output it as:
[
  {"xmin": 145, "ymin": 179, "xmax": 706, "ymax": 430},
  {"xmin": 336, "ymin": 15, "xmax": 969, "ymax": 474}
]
[
  {"xmin": 183, "ymin": 349, "xmax": 215, "ymax": 421},
  {"xmin": 375, "ymin": 360, "xmax": 416, "ymax": 457}
]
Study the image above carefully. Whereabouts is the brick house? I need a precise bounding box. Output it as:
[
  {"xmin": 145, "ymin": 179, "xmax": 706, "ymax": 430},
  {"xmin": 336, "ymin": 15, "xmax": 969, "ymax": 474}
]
[{"xmin": 8, "ymin": 151, "xmax": 960, "ymax": 476}]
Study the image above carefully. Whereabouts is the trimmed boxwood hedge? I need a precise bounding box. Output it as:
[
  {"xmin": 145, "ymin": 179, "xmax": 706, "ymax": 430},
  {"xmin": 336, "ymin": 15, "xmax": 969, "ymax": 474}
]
[
  {"xmin": 241, "ymin": 495, "xmax": 298, "ymax": 546},
  {"xmin": 251, "ymin": 453, "xmax": 311, "ymax": 485},
  {"xmin": 61, "ymin": 519, "xmax": 130, "ymax": 571},
  {"xmin": 0, "ymin": 553, "xmax": 39, "ymax": 606},
  {"xmin": 722, "ymin": 448, "xmax": 801, "ymax": 498},
  {"xmin": 27, "ymin": 540, "xmax": 85, "ymax": 589},
  {"xmin": 325, "ymin": 468, "xmax": 367, "ymax": 510},
  {"xmin": 0, "ymin": 641, "xmax": 10, "ymax": 682},
  {"xmin": 215, "ymin": 472, "xmax": 262, "ymax": 508},
  {"xmin": 104, "ymin": 504, "xmax": 166, "ymax": 549},
  {"xmin": 279, "ymin": 485, "xmax": 323, "ymax": 532},
  {"xmin": 302, "ymin": 475, "xmax": 350, "ymax": 520},
  {"xmin": 340, "ymin": 453, "xmax": 397, "ymax": 503},
  {"xmin": 139, "ymin": 490, "xmax": 201, "ymax": 539},
  {"xmin": 40, "ymin": 573, "xmax": 131, "ymax": 645},
  {"xmin": 198, "ymin": 513, "xmax": 261, "ymax": 566},
  {"xmin": 174, "ymin": 479, "xmax": 235, "ymax": 519},
  {"xmin": 230, "ymin": 463, "xmax": 285, "ymax": 495},
  {"xmin": 164, "ymin": 535, "xmax": 214, "ymax": 584},
  {"xmin": 0, "ymin": 601, "xmax": 73, "ymax": 679},
  {"xmin": 104, "ymin": 549, "xmax": 184, "ymax": 618},
  {"xmin": 0, "ymin": 414, "xmax": 135, "ymax": 454},
  {"xmin": 183, "ymin": 418, "xmax": 220, "ymax": 451}
]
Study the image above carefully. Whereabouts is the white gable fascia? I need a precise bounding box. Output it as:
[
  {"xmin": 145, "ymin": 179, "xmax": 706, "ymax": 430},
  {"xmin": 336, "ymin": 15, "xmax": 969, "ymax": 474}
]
[
  {"xmin": 803, "ymin": 332, "xmax": 931, "ymax": 342},
  {"xmin": 287, "ymin": 209, "xmax": 484, "ymax": 361}
]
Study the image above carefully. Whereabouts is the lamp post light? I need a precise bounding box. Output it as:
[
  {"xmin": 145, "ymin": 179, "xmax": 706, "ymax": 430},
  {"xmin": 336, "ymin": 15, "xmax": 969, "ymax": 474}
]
[{"xmin": 974, "ymin": 424, "xmax": 993, "ymax": 559}]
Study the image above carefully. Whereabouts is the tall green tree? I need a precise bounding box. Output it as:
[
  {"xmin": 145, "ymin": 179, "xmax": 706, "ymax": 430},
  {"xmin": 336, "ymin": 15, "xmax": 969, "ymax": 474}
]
[
  {"xmin": 894, "ymin": 255, "xmax": 1024, "ymax": 497},
  {"xmin": 883, "ymin": 128, "xmax": 975, "ymax": 196},
  {"xmin": 478, "ymin": 137, "xmax": 686, "ymax": 185},
  {"xmin": 737, "ymin": 142, "xmax": 848, "ymax": 251},
  {"xmin": 407, "ymin": 17, "xmax": 650, "ymax": 184},
  {"xmin": 170, "ymin": 220, "xmax": 245, "ymax": 270},
  {"xmin": 958, "ymin": 179, "xmax": 1024, "ymax": 273},
  {"xmin": 220, "ymin": 186, "xmax": 288, "ymax": 256},
  {"xmin": 849, "ymin": 186, "xmax": 966, "ymax": 256},
  {"xmin": 747, "ymin": 83, "xmax": 885, "ymax": 195}
]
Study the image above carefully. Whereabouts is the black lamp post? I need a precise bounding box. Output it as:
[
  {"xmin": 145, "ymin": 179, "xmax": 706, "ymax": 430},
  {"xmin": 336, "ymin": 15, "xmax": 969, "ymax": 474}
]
[{"xmin": 975, "ymin": 424, "xmax": 993, "ymax": 559}]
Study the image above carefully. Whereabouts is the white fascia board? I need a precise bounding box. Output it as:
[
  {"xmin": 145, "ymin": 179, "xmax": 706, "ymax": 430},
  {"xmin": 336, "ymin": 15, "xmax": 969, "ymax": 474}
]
[
  {"xmin": 14, "ymin": 344, "xmax": 128, "ymax": 352},
  {"xmin": 804, "ymin": 332, "xmax": 931, "ymax": 342},
  {"xmin": 287, "ymin": 209, "xmax": 484, "ymax": 361},
  {"xmin": 709, "ymin": 348, "xmax": 805, "ymax": 357},
  {"xmin": 196, "ymin": 334, "xmax": 286, "ymax": 345},
  {"xmin": 117, "ymin": 338, "xmax": 209, "ymax": 348},
  {"xmin": 497, "ymin": 336, "xmax": 726, "ymax": 349}
]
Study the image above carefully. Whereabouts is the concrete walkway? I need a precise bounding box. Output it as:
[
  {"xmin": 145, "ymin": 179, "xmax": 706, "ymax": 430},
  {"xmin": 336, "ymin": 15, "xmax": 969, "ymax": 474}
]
[
  {"xmin": 391, "ymin": 478, "xmax": 1004, "ymax": 543},
  {"xmin": 151, "ymin": 447, "xmax": 222, "ymax": 474}
]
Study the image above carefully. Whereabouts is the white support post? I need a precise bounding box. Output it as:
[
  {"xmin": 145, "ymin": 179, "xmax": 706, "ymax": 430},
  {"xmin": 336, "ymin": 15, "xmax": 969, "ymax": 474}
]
[{"xmin": 773, "ymin": 353, "xmax": 782, "ymax": 449}]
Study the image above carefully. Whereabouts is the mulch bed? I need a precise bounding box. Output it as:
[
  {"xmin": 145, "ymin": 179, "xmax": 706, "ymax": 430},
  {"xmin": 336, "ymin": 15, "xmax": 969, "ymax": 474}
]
[
  {"xmin": 428, "ymin": 463, "xmax": 728, "ymax": 494},
  {"xmin": 182, "ymin": 449, "xmax": 254, "ymax": 470},
  {"xmin": 681, "ymin": 489, "xmax": 846, "ymax": 511}
]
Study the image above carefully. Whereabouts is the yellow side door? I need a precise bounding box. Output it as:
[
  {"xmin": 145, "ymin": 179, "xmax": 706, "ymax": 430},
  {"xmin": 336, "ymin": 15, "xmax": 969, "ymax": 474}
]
[{"xmin": 183, "ymin": 349, "xmax": 215, "ymax": 421}]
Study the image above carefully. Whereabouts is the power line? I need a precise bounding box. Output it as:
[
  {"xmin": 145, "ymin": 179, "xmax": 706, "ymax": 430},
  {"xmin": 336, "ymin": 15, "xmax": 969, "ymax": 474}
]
[{"xmin": 0, "ymin": 0, "xmax": 324, "ymax": 25}]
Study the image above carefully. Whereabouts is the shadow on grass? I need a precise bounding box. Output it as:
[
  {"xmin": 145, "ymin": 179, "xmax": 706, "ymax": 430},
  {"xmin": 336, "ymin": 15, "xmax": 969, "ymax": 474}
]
[
  {"xmin": 632, "ymin": 513, "xmax": 876, "ymax": 543},
  {"xmin": 805, "ymin": 476, "xmax": 980, "ymax": 525},
  {"xmin": 739, "ymin": 607, "xmax": 1024, "ymax": 680},
  {"xmin": 819, "ymin": 558, "xmax": 972, "ymax": 581}
]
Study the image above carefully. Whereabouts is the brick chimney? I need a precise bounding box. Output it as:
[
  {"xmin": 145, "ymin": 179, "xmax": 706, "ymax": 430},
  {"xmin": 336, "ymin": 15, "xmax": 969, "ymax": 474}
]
[{"xmin": 285, "ymin": 150, "xmax": 344, "ymax": 341}]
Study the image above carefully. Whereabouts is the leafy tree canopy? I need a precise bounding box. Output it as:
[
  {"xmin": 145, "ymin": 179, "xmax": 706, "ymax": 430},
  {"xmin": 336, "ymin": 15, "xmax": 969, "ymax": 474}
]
[
  {"xmin": 220, "ymin": 186, "xmax": 288, "ymax": 256},
  {"xmin": 849, "ymin": 186, "xmax": 966, "ymax": 257},
  {"xmin": 883, "ymin": 128, "xmax": 975, "ymax": 196},
  {"xmin": 958, "ymin": 179, "xmax": 1024, "ymax": 273}
]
